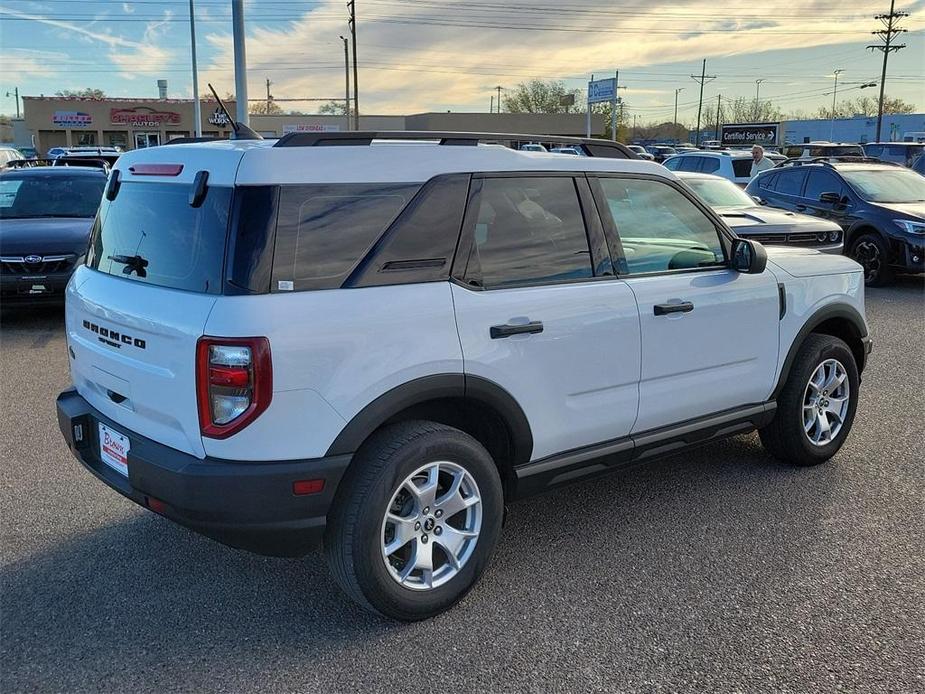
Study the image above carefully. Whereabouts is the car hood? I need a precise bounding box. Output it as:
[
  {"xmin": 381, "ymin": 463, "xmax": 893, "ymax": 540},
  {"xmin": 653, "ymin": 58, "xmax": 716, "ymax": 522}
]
[
  {"xmin": 0, "ymin": 217, "xmax": 94, "ymax": 256},
  {"xmin": 765, "ymin": 246, "xmax": 861, "ymax": 278},
  {"xmin": 718, "ymin": 206, "xmax": 840, "ymax": 233},
  {"xmin": 871, "ymin": 202, "xmax": 925, "ymax": 220}
]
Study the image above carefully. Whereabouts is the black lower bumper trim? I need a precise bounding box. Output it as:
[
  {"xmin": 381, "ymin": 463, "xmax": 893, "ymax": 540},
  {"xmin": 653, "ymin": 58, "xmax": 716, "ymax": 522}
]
[{"xmin": 56, "ymin": 388, "xmax": 351, "ymax": 557}]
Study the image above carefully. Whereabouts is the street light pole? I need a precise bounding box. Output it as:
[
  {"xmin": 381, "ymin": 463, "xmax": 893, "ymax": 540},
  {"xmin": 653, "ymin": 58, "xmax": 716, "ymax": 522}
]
[
  {"xmin": 231, "ymin": 0, "xmax": 249, "ymax": 125},
  {"xmin": 830, "ymin": 69, "xmax": 844, "ymax": 141},
  {"xmin": 754, "ymin": 79, "xmax": 765, "ymax": 120},
  {"xmin": 188, "ymin": 0, "xmax": 202, "ymax": 136},
  {"xmin": 348, "ymin": 0, "xmax": 359, "ymax": 130},
  {"xmin": 5, "ymin": 87, "xmax": 20, "ymax": 119},
  {"xmin": 674, "ymin": 88, "xmax": 683, "ymax": 128},
  {"xmin": 339, "ymin": 35, "xmax": 351, "ymax": 130}
]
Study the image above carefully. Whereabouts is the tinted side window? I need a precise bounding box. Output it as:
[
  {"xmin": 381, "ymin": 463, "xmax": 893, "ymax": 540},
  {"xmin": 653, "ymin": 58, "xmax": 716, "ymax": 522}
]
[
  {"xmin": 776, "ymin": 169, "xmax": 807, "ymax": 196},
  {"xmin": 804, "ymin": 170, "xmax": 843, "ymax": 201},
  {"xmin": 677, "ymin": 157, "xmax": 701, "ymax": 172},
  {"xmin": 465, "ymin": 177, "xmax": 592, "ymax": 289},
  {"xmin": 701, "ymin": 157, "xmax": 721, "ymax": 174},
  {"xmin": 272, "ymin": 183, "xmax": 419, "ymax": 291},
  {"xmin": 663, "ymin": 157, "xmax": 682, "ymax": 171},
  {"xmin": 347, "ymin": 174, "xmax": 470, "ymax": 287},
  {"xmin": 759, "ymin": 173, "xmax": 779, "ymax": 190},
  {"xmin": 731, "ymin": 159, "xmax": 752, "ymax": 177},
  {"xmin": 865, "ymin": 145, "xmax": 884, "ymax": 158},
  {"xmin": 597, "ymin": 177, "xmax": 725, "ymax": 274}
]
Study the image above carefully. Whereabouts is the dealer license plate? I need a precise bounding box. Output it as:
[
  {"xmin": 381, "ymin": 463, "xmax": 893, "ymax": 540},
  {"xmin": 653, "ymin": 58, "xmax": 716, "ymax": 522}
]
[{"xmin": 99, "ymin": 422, "xmax": 130, "ymax": 477}]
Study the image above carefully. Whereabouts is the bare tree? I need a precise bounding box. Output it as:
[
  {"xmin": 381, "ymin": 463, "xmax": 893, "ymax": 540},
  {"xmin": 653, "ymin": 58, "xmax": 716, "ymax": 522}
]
[{"xmin": 503, "ymin": 80, "xmax": 583, "ymax": 114}]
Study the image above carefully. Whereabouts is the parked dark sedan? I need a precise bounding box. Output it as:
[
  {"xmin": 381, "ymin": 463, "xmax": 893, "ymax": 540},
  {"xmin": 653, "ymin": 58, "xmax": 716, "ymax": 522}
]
[
  {"xmin": 677, "ymin": 172, "xmax": 843, "ymax": 253},
  {"xmin": 746, "ymin": 160, "xmax": 925, "ymax": 285},
  {"xmin": 0, "ymin": 166, "xmax": 106, "ymax": 304}
]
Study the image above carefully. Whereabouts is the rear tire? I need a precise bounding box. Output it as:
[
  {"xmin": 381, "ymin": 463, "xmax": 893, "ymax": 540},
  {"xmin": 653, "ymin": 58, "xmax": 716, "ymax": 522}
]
[
  {"xmin": 849, "ymin": 232, "xmax": 894, "ymax": 287},
  {"xmin": 760, "ymin": 334, "xmax": 859, "ymax": 466},
  {"xmin": 325, "ymin": 420, "xmax": 503, "ymax": 621}
]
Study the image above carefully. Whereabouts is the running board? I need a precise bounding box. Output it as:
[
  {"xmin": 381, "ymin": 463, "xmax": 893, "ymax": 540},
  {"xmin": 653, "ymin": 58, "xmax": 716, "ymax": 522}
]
[{"xmin": 512, "ymin": 402, "xmax": 776, "ymax": 499}]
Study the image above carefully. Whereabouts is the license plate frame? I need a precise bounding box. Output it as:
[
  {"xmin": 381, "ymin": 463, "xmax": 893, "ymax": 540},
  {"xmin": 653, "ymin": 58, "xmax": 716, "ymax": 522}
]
[{"xmin": 98, "ymin": 422, "xmax": 130, "ymax": 477}]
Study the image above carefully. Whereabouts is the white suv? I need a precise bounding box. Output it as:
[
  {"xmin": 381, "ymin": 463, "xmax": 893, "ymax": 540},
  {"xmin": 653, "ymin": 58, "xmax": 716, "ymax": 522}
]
[
  {"xmin": 664, "ymin": 150, "xmax": 786, "ymax": 186},
  {"xmin": 57, "ymin": 131, "xmax": 872, "ymax": 621}
]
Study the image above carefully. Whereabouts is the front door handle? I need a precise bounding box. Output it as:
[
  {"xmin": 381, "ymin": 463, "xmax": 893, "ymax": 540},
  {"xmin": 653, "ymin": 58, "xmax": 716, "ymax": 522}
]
[
  {"xmin": 490, "ymin": 321, "xmax": 544, "ymax": 339},
  {"xmin": 795, "ymin": 204, "xmax": 807, "ymax": 211},
  {"xmin": 654, "ymin": 302, "xmax": 694, "ymax": 316}
]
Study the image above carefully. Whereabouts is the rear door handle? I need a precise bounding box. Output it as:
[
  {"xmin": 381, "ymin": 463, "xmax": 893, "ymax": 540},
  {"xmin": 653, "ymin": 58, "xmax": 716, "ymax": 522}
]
[
  {"xmin": 490, "ymin": 321, "xmax": 544, "ymax": 339},
  {"xmin": 654, "ymin": 302, "xmax": 694, "ymax": 316}
]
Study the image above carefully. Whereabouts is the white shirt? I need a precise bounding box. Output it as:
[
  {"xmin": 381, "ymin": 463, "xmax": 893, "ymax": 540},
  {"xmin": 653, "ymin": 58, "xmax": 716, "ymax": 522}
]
[{"xmin": 750, "ymin": 156, "xmax": 775, "ymax": 177}]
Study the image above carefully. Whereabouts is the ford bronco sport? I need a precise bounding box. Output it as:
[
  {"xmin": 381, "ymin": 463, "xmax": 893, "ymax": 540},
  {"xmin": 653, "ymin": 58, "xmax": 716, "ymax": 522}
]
[{"xmin": 57, "ymin": 132, "xmax": 872, "ymax": 621}]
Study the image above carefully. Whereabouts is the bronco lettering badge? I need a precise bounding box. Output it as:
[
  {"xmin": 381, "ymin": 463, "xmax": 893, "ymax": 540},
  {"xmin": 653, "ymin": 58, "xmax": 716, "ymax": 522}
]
[{"xmin": 82, "ymin": 320, "xmax": 146, "ymax": 350}]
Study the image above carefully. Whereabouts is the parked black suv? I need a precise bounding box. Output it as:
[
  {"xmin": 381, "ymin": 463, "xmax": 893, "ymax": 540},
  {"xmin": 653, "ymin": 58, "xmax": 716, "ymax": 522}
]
[{"xmin": 746, "ymin": 160, "xmax": 925, "ymax": 285}]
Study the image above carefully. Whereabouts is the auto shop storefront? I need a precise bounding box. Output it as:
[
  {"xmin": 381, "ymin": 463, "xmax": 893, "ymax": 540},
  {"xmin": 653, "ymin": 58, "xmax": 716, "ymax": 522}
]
[{"xmin": 22, "ymin": 97, "xmax": 236, "ymax": 154}]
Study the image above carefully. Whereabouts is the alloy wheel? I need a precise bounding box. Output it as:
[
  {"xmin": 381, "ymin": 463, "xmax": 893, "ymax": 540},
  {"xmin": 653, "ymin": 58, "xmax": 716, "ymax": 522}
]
[
  {"xmin": 381, "ymin": 461, "xmax": 482, "ymax": 590},
  {"xmin": 853, "ymin": 240, "xmax": 881, "ymax": 284},
  {"xmin": 802, "ymin": 358, "xmax": 850, "ymax": 446}
]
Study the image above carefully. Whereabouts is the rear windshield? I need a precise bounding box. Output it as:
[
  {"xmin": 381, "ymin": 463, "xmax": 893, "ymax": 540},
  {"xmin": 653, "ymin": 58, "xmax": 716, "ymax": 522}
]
[
  {"xmin": 0, "ymin": 173, "xmax": 105, "ymax": 219},
  {"xmin": 87, "ymin": 181, "xmax": 231, "ymax": 294}
]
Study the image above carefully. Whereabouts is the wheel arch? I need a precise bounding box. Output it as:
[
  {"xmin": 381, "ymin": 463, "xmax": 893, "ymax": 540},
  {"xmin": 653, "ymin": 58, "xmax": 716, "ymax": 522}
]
[
  {"xmin": 772, "ymin": 303, "xmax": 869, "ymax": 400},
  {"xmin": 844, "ymin": 222, "xmax": 882, "ymax": 250},
  {"xmin": 325, "ymin": 374, "xmax": 534, "ymax": 495}
]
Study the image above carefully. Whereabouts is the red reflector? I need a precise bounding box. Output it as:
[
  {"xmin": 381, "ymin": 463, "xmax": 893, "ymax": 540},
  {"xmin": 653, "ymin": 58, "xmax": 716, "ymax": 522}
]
[
  {"xmin": 209, "ymin": 365, "xmax": 250, "ymax": 388},
  {"xmin": 147, "ymin": 497, "xmax": 167, "ymax": 514},
  {"xmin": 129, "ymin": 163, "xmax": 184, "ymax": 176},
  {"xmin": 293, "ymin": 479, "xmax": 325, "ymax": 496}
]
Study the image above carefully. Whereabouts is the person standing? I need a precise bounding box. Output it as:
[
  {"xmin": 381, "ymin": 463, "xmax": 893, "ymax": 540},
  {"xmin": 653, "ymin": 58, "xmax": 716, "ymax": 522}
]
[{"xmin": 750, "ymin": 145, "xmax": 775, "ymax": 177}]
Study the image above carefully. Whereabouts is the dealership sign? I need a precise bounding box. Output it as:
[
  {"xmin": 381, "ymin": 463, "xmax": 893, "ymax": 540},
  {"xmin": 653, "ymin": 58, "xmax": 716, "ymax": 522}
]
[
  {"xmin": 588, "ymin": 78, "xmax": 617, "ymax": 104},
  {"xmin": 721, "ymin": 122, "xmax": 780, "ymax": 147},
  {"xmin": 282, "ymin": 124, "xmax": 341, "ymax": 133},
  {"xmin": 111, "ymin": 107, "xmax": 181, "ymax": 127},
  {"xmin": 52, "ymin": 111, "xmax": 92, "ymax": 127}
]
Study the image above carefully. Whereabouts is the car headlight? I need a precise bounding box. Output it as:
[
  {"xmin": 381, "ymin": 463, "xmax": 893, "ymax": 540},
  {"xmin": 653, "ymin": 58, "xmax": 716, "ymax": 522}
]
[
  {"xmin": 829, "ymin": 230, "xmax": 841, "ymax": 242},
  {"xmin": 894, "ymin": 219, "xmax": 925, "ymax": 234}
]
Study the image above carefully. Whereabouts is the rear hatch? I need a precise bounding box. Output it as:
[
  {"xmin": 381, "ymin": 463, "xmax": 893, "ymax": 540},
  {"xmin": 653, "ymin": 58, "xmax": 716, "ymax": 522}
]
[{"xmin": 65, "ymin": 144, "xmax": 246, "ymax": 458}]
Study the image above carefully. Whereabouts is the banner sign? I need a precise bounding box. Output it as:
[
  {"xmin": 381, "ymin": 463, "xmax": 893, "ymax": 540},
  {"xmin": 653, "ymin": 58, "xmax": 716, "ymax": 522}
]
[
  {"xmin": 52, "ymin": 111, "xmax": 92, "ymax": 127},
  {"xmin": 282, "ymin": 124, "xmax": 341, "ymax": 133},
  {"xmin": 721, "ymin": 122, "xmax": 780, "ymax": 147},
  {"xmin": 588, "ymin": 78, "xmax": 616, "ymax": 104},
  {"xmin": 111, "ymin": 107, "xmax": 181, "ymax": 127}
]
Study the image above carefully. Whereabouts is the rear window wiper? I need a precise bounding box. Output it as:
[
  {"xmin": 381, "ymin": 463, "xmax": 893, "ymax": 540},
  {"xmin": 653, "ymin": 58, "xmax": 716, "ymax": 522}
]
[{"xmin": 108, "ymin": 254, "xmax": 149, "ymax": 277}]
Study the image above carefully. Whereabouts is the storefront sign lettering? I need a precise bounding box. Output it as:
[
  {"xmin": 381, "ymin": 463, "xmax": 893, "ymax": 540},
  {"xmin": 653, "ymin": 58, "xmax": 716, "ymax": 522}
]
[
  {"xmin": 52, "ymin": 111, "xmax": 92, "ymax": 127},
  {"xmin": 110, "ymin": 107, "xmax": 181, "ymax": 127}
]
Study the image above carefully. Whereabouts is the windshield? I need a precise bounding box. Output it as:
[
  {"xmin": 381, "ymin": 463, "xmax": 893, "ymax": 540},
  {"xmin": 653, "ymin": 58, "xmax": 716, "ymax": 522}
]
[
  {"xmin": 0, "ymin": 173, "xmax": 105, "ymax": 219},
  {"xmin": 684, "ymin": 177, "xmax": 756, "ymax": 208},
  {"xmin": 87, "ymin": 181, "xmax": 232, "ymax": 294},
  {"xmin": 841, "ymin": 169, "xmax": 925, "ymax": 203}
]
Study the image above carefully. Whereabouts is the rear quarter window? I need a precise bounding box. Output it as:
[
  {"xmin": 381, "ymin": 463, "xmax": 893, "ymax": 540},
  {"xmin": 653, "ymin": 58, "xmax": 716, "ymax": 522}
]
[
  {"xmin": 271, "ymin": 183, "xmax": 420, "ymax": 291},
  {"xmin": 731, "ymin": 159, "xmax": 752, "ymax": 177}
]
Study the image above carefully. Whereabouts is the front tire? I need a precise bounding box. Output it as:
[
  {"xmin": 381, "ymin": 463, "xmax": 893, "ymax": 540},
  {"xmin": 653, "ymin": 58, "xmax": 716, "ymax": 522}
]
[
  {"xmin": 760, "ymin": 334, "xmax": 859, "ymax": 466},
  {"xmin": 325, "ymin": 420, "xmax": 503, "ymax": 621},
  {"xmin": 849, "ymin": 232, "xmax": 894, "ymax": 287}
]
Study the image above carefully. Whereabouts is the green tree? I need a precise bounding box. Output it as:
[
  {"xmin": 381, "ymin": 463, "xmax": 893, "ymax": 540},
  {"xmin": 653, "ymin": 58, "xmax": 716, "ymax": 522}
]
[
  {"xmin": 503, "ymin": 80, "xmax": 582, "ymax": 114},
  {"xmin": 249, "ymin": 100, "xmax": 283, "ymax": 115},
  {"xmin": 318, "ymin": 100, "xmax": 349, "ymax": 116},
  {"xmin": 812, "ymin": 95, "xmax": 916, "ymax": 119},
  {"xmin": 55, "ymin": 88, "xmax": 105, "ymax": 99}
]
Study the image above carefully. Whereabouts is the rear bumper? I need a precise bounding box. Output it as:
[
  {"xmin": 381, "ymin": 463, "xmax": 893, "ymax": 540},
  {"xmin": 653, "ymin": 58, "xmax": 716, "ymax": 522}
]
[{"xmin": 56, "ymin": 388, "xmax": 351, "ymax": 557}]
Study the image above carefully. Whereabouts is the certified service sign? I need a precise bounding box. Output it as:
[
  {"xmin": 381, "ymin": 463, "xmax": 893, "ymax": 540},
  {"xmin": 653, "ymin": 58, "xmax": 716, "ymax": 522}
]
[{"xmin": 721, "ymin": 123, "xmax": 779, "ymax": 147}]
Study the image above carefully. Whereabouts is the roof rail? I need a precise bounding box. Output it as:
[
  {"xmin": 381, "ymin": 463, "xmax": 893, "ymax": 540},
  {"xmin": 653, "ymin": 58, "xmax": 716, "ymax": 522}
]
[
  {"xmin": 273, "ymin": 131, "xmax": 636, "ymax": 159},
  {"xmin": 5, "ymin": 157, "xmax": 110, "ymax": 171},
  {"xmin": 163, "ymin": 136, "xmax": 222, "ymax": 145},
  {"xmin": 776, "ymin": 155, "xmax": 900, "ymax": 168}
]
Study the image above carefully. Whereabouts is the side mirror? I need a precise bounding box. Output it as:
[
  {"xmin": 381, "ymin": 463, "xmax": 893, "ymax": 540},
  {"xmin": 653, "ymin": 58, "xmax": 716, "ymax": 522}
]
[
  {"xmin": 819, "ymin": 191, "xmax": 841, "ymax": 205},
  {"xmin": 732, "ymin": 238, "xmax": 767, "ymax": 274}
]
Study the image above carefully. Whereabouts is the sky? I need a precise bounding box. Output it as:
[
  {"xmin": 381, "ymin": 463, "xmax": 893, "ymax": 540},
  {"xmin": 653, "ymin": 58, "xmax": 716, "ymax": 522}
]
[{"xmin": 1, "ymin": 0, "xmax": 923, "ymax": 125}]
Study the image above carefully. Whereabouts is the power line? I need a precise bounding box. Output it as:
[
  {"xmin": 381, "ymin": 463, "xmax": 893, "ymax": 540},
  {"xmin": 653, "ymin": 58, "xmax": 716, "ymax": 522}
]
[{"xmin": 690, "ymin": 59, "xmax": 716, "ymax": 146}]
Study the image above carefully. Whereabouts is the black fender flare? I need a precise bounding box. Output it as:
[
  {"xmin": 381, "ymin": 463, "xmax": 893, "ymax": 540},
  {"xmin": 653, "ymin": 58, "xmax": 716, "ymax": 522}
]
[
  {"xmin": 325, "ymin": 373, "xmax": 534, "ymax": 465},
  {"xmin": 772, "ymin": 303, "xmax": 869, "ymax": 400}
]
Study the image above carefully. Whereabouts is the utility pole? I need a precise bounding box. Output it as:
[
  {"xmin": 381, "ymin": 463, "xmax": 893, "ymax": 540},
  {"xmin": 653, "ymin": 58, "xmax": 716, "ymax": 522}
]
[
  {"xmin": 611, "ymin": 71, "xmax": 619, "ymax": 142},
  {"xmin": 490, "ymin": 95, "xmax": 494, "ymax": 113},
  {"xmin": 829, "ymin": 69, "xmax": 844, "ymax": 141},
  {"xmin": 690, "ymin": 59, "xmax": 716, "ymax": 147},
  {"xmin": 5, "ymin": 87, "xmax": 20, "ymax": 119},
  {"xmin": 348, "ymin": 0, "xmax": 359, "ymax": 130},
  {"xmin": 868, "ymin": 0, "xmax": 907, "ymax": 142},
  {"xmin": 715, "ymin": 93, "xmax": 722, "ymax": 141},
  {"xmin": 495, "ymin": 85, "xmax": 503, "ymax": 113},
  {"xmin": 586, "ymin": 74, "xmax": 593, "ymax": 138},
  {"xmin": 266, "ymin": 78, "xmax": 272, "ymax": 113},
  {"xmin": 754, "ymin": 79, "xmax": 764, "ymax": 121},
  {"xmin": 632, "ymin": 113, "xmax": 636, "ymax": 141},
  {"xmin": 340, "ymin": 36, "xmax": 351, "ymax": 130},
  {"xmin": 231, "ymin": 0, "xmax": 249, "ymax": 125},
  {"xmin": 188, "ymin": 0, "xmax": 201, "ymax": 136},
  {"xmin": 674, "ymin": 88, "xmax": 683, "ymax": 129}
]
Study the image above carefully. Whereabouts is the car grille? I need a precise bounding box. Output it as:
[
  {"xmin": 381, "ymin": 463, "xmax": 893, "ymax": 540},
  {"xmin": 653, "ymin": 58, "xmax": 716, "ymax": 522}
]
[
  {"xmin": 746, "ymin": 233, "xmax": 833, "ymax": 247},
  {"xmin": 0, "ymin": 254, "xmax": 76, "ymax": 276}
]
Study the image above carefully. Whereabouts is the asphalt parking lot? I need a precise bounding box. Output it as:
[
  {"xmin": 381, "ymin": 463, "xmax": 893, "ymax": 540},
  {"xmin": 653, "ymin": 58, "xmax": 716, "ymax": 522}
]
[{"xmin": 1, "ymin": 278, "xmax": 923, "ymax": 694}]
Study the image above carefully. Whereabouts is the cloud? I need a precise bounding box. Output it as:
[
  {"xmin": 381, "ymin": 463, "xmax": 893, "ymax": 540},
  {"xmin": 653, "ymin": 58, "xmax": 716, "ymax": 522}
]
[
  {"xmin": 0, "ymin": 48, "xmax": 69, "ymax": 78},
  {"xmin": 122, "ymin": 2, "xmax": 134, "ymax": 13},
  {"xmin": 194, "ymin": 0, "xmax": 923, "ymax": 115}
]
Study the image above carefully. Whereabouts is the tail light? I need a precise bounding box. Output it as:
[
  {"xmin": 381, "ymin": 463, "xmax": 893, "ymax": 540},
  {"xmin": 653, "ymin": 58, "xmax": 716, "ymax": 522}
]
[{"xmin": 196, "ymin": 337, "xmax": 272, "ymax": 439}]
